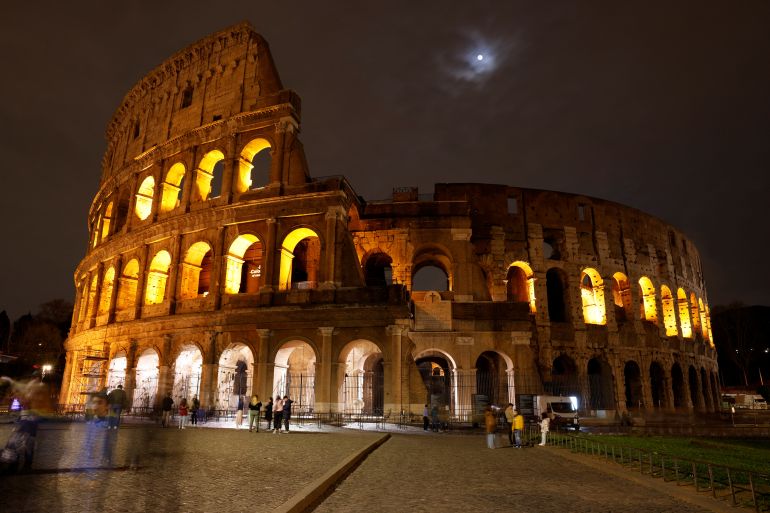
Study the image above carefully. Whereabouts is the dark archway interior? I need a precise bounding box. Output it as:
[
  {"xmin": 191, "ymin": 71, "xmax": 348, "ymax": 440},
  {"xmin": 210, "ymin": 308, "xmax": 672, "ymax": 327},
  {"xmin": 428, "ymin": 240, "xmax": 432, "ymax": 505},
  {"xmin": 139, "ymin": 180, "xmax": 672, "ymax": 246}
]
[
  {"xmin": 587, "ymin": 358, "xmax": 615, "ymax": 410},
  {"xmin": 546, "ymin": 268, "xmax": 568, "ymax": 322},
  {"xmin": 364, "ymin": 252, "xmax": 393, "ymax": 287},
  {"xmin": 650, "ymin": 362, "xmax": 666, "ymax": 409},
  {"xmin": 624, "ymin": 361, "xmax": 643, "ymax": 410}
]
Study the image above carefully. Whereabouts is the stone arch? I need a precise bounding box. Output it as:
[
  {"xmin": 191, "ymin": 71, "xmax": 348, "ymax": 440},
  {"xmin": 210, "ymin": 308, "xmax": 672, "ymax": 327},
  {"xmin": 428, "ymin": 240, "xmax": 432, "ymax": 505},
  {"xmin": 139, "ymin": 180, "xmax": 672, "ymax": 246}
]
[
  {"xmin": 100, "ymin": 201, "xmax": 113, "ymax": 243},
  {"xmin": 193, "ymin": 149, "xmax": 225, "ymax": 201},
  {"xmin": 97, "ymin": 266, "xmax": 116, "ymax": 316},
  {"xmin": 580, "ymin": 268, "xmax": 606, "ymax": 325},
  {"xmin": 133, "ymin": 348, "xmax": 159, "ymax": 410},
  {"xmin": 273, "ymin": 339, "xmax": 317, "ymax": 411},
  {"xmin": 362, "ymin": 251, "xmax": 393, "ymax": 287},
  {"xmin": 180, "ymin": 241, "xmax": 213, "ymax": 299},
  {"xmin": 506, "ymin": 261, "xmax": 536, "ymax": 313},
  {"xmin": 690, "ymin": 293, "xmax": 701, "ymax": 338},
  {"xmin": 223, "ymin": 233, "xmax": 265, "ymax": 294},
  {"xmin": 338, "ymin": 339, "xmax": 384, "ymax": 414},
  {"xmin": 623, "ymin": 360, "xmax": 643, "ymax": 410},
  {"xmin": 638, "ymin": 276, "xmax": 658, "ymax": 324},
  {"xmin": 550, "ymin": 354, "xmax": 579, "ymax": 397},
  {"xmin": 107, "ymin": 351, "xmax": 127, "ymax": 390},
  {"xmin": 611, "ymin": 272, "xmax": 632, "ymax": 323},
  {"xmin": 279, "ymin": 227, "xmax": 321, "ymax": 291},
  {"xmin": 412, "ymin": 244, "xmax": 453, "ymax": 291},
  {"xmin": 688, "ymin": 365, "xmax": 701, "ymax": 409},
  {"xmin": 414, "ymin": 348, "xmax": 457, "ymax": 415},
  {"xmin": 698, "ymin": 298, "xmax": 708, "ymax": 340},
  {"xmin": 587, "ymin": 357, "xmax": 615, "ymax": 410},
  {"xmin": 237, "ymin": 137, "xmax": 272, "ymax": 192},
  {"xmin": 671, "ymin": 362, "xmax": 686, "ymax": 409},
  {"xmin": 700, "ymin": 367, "xmax": 712, "ymax": 411},
  {"xmin": 660, "ymin": 285, "xmax": 678, "ymax": 336},
  {"xmin": 116, "ymin": 258, "xmax": 140, "ymax": 312},
  {"xmin": 144, "ymin": 250, "xmax": 172, "ymax": 305},
  {"xmin": 649, "ymin": 361, "xmax": 667, "ymax": 409},
  {"xmin": 475, "ymin": 351, "xmax": 514, "ymax": 407},
  {"xmin": 135, "ymin": 175, "xmax": 155, "ymax": 220},
  {"xmin": 172, "ymin": 344, "xmax": 203, "ymax": 403},
  {"xmin": 677, "ymin": 288, "xmax": 692, "ymax": 338},
  {"xmin": 159, "ymin": 162, "xmax": 186, "ymax": 213},
  {"xmin": 216, "ymin": 343, "xmax": 255, "ymax": 409},
  {"xmin": 546, "ymin": 267, "xmax": 570, "ymax": 323}
]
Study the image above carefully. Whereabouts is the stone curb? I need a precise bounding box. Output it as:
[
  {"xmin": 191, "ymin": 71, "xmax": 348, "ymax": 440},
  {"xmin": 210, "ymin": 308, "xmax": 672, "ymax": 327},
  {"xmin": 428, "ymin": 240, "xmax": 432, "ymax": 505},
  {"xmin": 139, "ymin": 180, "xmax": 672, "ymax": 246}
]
[{"xmin": 273, "ymin": 433, "xmax": 391, "ymax": 513}]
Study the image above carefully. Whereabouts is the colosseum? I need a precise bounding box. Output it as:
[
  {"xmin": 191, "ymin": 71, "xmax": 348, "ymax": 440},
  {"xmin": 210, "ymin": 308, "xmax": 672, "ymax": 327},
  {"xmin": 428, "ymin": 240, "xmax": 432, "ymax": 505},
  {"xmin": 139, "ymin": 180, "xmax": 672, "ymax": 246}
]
[{"xmin": 60, "ymin": 23, "xmax": 719, "ymax": 422}]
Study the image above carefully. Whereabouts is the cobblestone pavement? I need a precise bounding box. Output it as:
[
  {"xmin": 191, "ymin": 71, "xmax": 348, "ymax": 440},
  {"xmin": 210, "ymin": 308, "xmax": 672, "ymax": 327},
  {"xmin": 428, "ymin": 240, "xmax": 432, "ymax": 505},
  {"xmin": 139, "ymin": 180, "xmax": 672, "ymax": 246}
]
[{"xmin": 1, "ymin": 422, "xmax": 719, "ymax": 513}]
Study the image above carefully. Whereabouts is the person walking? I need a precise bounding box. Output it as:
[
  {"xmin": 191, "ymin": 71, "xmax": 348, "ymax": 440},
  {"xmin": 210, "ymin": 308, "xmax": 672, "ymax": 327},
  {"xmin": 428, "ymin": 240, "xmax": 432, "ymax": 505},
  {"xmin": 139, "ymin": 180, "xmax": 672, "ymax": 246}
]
[
  {"xmin": 235, "ymin": 395, "xmax": 244, "ymax": 429},
  {"xmin": 503, "ymin": 403, "xmax": 514, "ymax": 445},
  {"xmin": 484, "ymin": 406, "xmax": 496, "ymax": 449},
  {"xmin": 106, "ymin": 384, "xmax": 127, "ymax": 429},
  {"xmin": 248, "ymin": 395, "xmax": 262, "ymax": 432},
  {"xmin": 539, "ymin": 412, "xmax": 550, "ymax": 446},
  {"xmin": 178, "ymin": 398, "xmax": 189, "ymax": 429},
  {"xmin": 512, "ymin": 409, "xmax": 524, "ymax": 448},
  {"xmin": 161, "ymin": 392, "xmax": 174, "ymax": 428},
  {"xmin": 264, "ymin": 396, "xmax": 273, "ymax": 431},
  {"xmin": 423, "ymin": 404, "xmax": 430, "ymax": 431},
  {"xmin": 190, "ymin": 395, "xmax": 200, "ymax": 426},
  {"xmin": 272, "ymin": 395, "xmax": 284, "ymax": 433},
  {"xmin": 282, "ymin": 395, "xmax": 293, "ymax": 432}
]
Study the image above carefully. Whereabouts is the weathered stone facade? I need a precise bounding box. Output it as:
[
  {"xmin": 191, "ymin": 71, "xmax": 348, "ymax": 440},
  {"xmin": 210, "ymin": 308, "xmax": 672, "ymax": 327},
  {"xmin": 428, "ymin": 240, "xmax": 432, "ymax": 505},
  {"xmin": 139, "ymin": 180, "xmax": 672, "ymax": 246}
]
[{"xmin": 61, "ymin": 23, "xmax": 719, "ymax": 419}]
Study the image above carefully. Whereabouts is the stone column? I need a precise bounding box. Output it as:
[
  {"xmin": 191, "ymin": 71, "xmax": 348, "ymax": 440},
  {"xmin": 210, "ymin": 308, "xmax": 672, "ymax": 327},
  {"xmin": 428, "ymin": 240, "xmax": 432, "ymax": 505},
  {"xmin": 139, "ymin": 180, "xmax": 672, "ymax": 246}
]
[
  {"xmin": 506, "ymin": 368, "xmax": 516, "ymax": 405},
  {"xmin": 199, "ymin": 330, "xmax": 219, "ymax": 409},
  {"xmin": 260, "ymin": 218, "xmax": 277, "ymax": 293},
  {"xmin": 212, "ymin": 227, "xmax": 227, "ymax": 310},
  {"xmin": 180, "ymin": 156, "xmax": 194, "ymax": 213},
  {"xmin": 59, "ymin": 351, "xmax": 74, "ymax": 405},
  {"xmin": 107, "ymin": 255, "xmax": 123, "ymax": 323},
  {"xmin": 221, "ymin": 135, "xmax": 236, "ymax": 201},
  {"xmin": 166, "ymin": 235, "xmax": 184, "ymax": 314},
  {"xmin": 453, "ymin": 368, "xmax": 476, "ymax": 422},
  {"xmin": 88, "ymin": 263, "xmax": 105, "ymax": 329},
  {"xmin": 124, "ymin": 339, "xmax": 138, "ymax": 409},
  {"xmin": 123, "ymin": 174, "xmax": 138, "ymax": 234},
  {"xmin": 254, "ymin": 329, "xmax": 273, "ymax": 400},
  {"xmin": 316, "ymin": 327, "xmax": 335, "ymax": 412},
  {"xmin": 149, "ymin": 167, "xmax": 163, "ymax": 223},
  {"xmin": 269, "ymin": 122, "xmax": 286, "ymax": 185},
  {"xmin": 134, "ymin": 244, "xmax": 150, "ymax": 319},
  {"xmin": 384, "ymin": 325, "xmax": 403, "ymax": 415},
  {"xmin": 321, "ymin": 207, "xmax": 344, "ymax": 289}
]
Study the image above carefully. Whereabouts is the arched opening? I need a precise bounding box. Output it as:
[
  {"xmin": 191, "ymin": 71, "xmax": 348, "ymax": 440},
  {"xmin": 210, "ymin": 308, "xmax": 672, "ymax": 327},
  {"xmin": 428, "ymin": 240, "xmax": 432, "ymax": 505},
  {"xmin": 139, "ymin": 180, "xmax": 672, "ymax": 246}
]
[
  {"xmin": 705, "ymin": 304, "xmax": 713, "ymax": 345},
  {"xmin": 671, "ymin": 363, "xmax": 685, "ymax": 409},
  {"xmin": 144, "ymin": 250, "xmax": 171, "ymax": 305},
  {"xmin": 475, "ymin": 351, "xmax": 513, "ymax": 407},
  {"xmin": 549, "ymin": 355, "xmax": 580, "ymax": 397},
  {"xmin": 340, "ymin": 340, "xmax": 384, "ymax": 415},
  {"xmin": 611, "ymin": 273, "xmax": 631, "ymax": 323},
  {"xmin": 237, "ymin": 138, "xmax": 272, "ymax": 192},
  {"xmin": 580, "ymin": 268, "xmax": 606, "ymax": 325},
  {"xmin": 273, "ymin": 341, "xmax": 316, "ymax": 412},
  {"xmin": 690, "ymin": 293, "xmax": 701, "ymax": 338},
  {"xmin": 363, "ymin": 252, "xmax": 393, "ymax": 287},
  {"xmin": 100, "ymin": 201, "xmax": 113, "ymax": 242},
  {"xmin": 180, "ymin": 242, "xmax": 213, "ymax": 299},
  {"xmin": 97, "ymin": 267, "xmax": 116, "ymax": 316},
  {"xmin": 217, "ymin": 344, "xmax": 254, "ymax": 410},
  {"xmin": 677, "ymin": 288, "xmax": 692, "ymax": 338},
  {"xmin": 116, "ymin": 259, "xmax": 139, "ymax": 313},
  {"xmin": 135, "ymin": 175, "xmax": 155, "ymax": 220},
  {"xmin": 86, "ymin": 274, "xmax": 98, "ymax": 321},
  {"xmin": 660, "ymin": 285, "xmax": 678, "ymax": 336},
  {"xmin": 173, "ymin": 345, "xmax": 203, "ymax": 403},
  {"xmin": 587, "ymin": 358, "xmax": 614, "ymax": 410},
  {"xmin": 132, "ymin": 349, "xmax": 159, "ymax": 410},
  {"xmin": 623, "ymin": 361, "xmax": 643, "ymax": 410},
  {"xmin": 113, "ymin": 187, "xmax": 131, "ymax": 233},
  {"xmin": 193, "ymin": 150, "xmax": 225, "ymax": 202},
  {"xmin": 688, "ymin": 365, "xmax": 700, "ymax": 409},
  {"xmin": 649, "ymin": 361, "xmax": 666, "ymax": 409},
  {"xmin": 107, "ymin": 353, "xmax": 127, "ymax": 390},
  {"xmin": 412, "ymin": 246, "xmax": 452, "ymax": 292},
  {"xmin": 223, "ymin": 234, "xmax": 264, "ymax": 294},
  {"xmin": 546, "ymin": 268, "xmax": 570, "ymax": 322},
  {"xmin": 698, "ymin": 299, "xmax": 708, "ymax": 340},
  {"xmin": 506, "ymin": 261, "xmax": 536, "ymax": 313},
  {"xmin": 701, "ymin": 368, "xmax": 712, "ymax": 411},
  {"xmin": 159, "ymin": 162, "xmax": 185, "ymax": 213},
  {"xmin": 638, "ymin": 277, "xmax": 658, "ymax": 324},
  {"xmin": 415, "ymin": 354, "xmax": 454, "ymax": 415},
  {"xmin": 279, "ymin": 228, "xmax": 321, "ymax": 291}
]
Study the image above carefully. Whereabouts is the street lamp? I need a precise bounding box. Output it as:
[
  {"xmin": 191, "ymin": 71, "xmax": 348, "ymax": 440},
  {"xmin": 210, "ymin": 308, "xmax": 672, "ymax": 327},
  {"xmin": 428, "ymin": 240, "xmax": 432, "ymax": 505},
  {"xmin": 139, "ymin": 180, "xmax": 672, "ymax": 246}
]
[{"xmin": 41, "ymin": 364, "xmax": 52, "ymax": 378}]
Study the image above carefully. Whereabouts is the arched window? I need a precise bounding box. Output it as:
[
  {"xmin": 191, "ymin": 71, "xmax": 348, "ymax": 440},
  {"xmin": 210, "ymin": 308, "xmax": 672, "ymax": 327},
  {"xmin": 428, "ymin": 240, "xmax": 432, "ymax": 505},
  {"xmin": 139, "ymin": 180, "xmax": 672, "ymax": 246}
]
[
  {"xmin": 224, "ymin": 234, "xmax": 264, "ymax": 294},
  {"xmin": 363, "ymin": 252, "xmax": 393, "ymax": 287},
  {"xmin": 279, "ymin": 228, "xmax": 320, "ymax": 291},
  {"xmin": 86, "ymin": 274, "xmax": 99, "ymax": 321},
  {"xmin": 144, "ymin": 250, "xmax": 171, "ymax": 305},
  {"xmin": 412, "ymin": 246, "xmax": 452, "ymax": 292},
  {"xmin": 580, "ymin": 268, "xmax": 606, "ymax": 325},
  {"xmin": 638, "ymin": 276, "xmax": 657, "ymax": 323},
  {"xmin": 660, "ymin": 285, "xmax": 678, "ymax": 336},
  {"xmin": 704, "ymin": 304, "xmax": 713, "ymax": 345},
  {"xmin": 116, "ymin": 259, "xmax": 139, "ymax": 312},
  {"xmin": 546, "ymin": 268, "xmax": 569, "ymax": 322},
  {"xmin": 506, "ymin": 261, "xmax": 536, "ymax": 313},
  {"xmin": 159, "ymin": 163, "xmax": 185, "ymax": 213},
  {"xmin": 180, "ymin": 242, "xmax": 213, "ymax": 299},
  {"xmin": 677, "ymin": 288, "xmax": 692, "ymax": 338},
  {"xmin": 611, "ymin": 272, "xmax": 631, "ymax": 323},
  {"xmin": 698, "ymin": 298, "xmax": 708, "ymax": 340},
  {"xmin": 237, "ymin": 138, "xmax": 272, "ymax": 192},
  {"xmin": 193, "ymin": 150, "xmax": 225, "ymax": 202},
  {"xmin": 97, "ymin": 267, "xmax": 116, "ymax": 316},
  {"xmin": 689, "ymin": 292, "xmax": 701, "ymax": 338},
  {"xmin": 135, "ymin": 176, "xmax": 155, "ymax": 220},
  {"xmin": 100, "ymin": 202, "xmax": 113, "ymax": 243}
]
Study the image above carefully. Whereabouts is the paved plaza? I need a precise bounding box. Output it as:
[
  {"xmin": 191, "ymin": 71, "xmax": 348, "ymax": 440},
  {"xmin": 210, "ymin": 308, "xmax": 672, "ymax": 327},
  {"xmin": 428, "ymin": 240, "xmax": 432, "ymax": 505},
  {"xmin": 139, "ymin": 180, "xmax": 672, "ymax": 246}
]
[{"xmin": 0, "ymin": 421, "xmax": 730, "ymax": 512}]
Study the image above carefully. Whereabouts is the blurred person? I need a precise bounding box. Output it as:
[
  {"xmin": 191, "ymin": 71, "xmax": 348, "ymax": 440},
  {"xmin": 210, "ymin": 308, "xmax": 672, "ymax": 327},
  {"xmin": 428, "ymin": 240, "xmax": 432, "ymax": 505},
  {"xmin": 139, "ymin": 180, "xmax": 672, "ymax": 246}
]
[
  {"xmin": 0, "ymin": 375, "xmax": 53, "ymax": 472},
  {"xmin": 178, "ymin": 398, "xmax": 189, "ymax": 429},
  {"xmin": 235, "ymin": 395, "xmax": 244, "ymax": 429},
  {"xmin": 161, "ymin": 392, "xmax": 174, "ymax": 428},
  {"xmin": 272, "ymin": 395, "xmax": 283, "ymax": 433},
  {"xmin": 503, "ymin": 403, "xmax": 514, "ymax": 445},
  {"xmin": 484, "ymin": 406, "xmax": 496, "ymax": 449},
  {"xmin": 190, "ymin": 395, "xmax": 200, "ymax": 426},
  {"xmin": 264, "ymin": 396, "xmax": 273, "ymax": 431},
  {"xmin": 248, "ymin": 395, "xmax": 262, "ymax": 432},
  {"xmin": 106, "ymin": 384, "xmax": 127, "ymax": 429},
  {"xmin": 430, "ymin": 405, "xmax": 439, "ymax": 432},
  {"xmin": 423, "ymin": 404, "xmax": 429, "ymax": 430},
  {"xmin": 539, "ymin": 412, "xmax": 550, "ymax": 446},
  {"xmin": 282, "ymin": 395, "xmax": 293, "ymax": 432}
]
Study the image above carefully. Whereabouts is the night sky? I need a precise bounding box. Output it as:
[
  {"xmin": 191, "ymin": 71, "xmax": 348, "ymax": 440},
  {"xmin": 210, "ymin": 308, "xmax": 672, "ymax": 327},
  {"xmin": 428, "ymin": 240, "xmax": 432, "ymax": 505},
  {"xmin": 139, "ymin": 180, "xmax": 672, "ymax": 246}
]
[{"xmin": 1, "ymin": 1, "xmax": 768, "ymax": 322}]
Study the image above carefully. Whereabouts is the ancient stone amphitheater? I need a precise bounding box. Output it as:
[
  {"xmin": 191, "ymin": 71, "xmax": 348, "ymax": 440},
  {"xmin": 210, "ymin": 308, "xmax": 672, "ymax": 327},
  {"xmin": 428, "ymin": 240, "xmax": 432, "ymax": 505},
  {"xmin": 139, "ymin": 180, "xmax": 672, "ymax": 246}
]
[{"xmin": 61, "ymin": 23, "xmax": 719, "ymax": 420}]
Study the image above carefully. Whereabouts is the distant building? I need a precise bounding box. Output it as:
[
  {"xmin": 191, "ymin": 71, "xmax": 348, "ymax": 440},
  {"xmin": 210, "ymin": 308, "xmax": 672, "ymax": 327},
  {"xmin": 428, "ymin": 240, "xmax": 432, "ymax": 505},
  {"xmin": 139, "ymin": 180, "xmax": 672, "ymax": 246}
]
[{"xmin": 61, "ymin": 23, "xmax": 719, "ymax": 417}]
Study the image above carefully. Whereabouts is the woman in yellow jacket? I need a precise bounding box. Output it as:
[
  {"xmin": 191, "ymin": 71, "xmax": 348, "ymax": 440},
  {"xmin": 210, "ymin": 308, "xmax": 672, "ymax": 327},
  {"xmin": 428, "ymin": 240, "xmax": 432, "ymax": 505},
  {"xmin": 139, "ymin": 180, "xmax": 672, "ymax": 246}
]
[{"xmin": 512, "ymin": 410, "xmax": 524, "ymax": 448}]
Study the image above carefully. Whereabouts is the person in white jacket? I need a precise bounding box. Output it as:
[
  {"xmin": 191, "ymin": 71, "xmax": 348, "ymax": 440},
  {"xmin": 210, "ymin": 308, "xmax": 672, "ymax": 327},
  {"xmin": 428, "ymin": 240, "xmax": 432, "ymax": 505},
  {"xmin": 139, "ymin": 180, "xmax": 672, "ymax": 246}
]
[{"xmin": 539, "ymin": 412, "xmax": 550, "ymax": 446}]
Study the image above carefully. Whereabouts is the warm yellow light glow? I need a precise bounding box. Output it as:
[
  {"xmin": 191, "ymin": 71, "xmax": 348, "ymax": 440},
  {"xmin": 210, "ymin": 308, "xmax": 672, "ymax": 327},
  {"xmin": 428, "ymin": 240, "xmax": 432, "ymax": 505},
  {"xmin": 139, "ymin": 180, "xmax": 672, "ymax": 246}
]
[
  {"xmin": 237, "ymin": 138, "xmax": 271, "ymax": 193},
  {"xmin": 100, "ymin": 202, "xmax": 113, "ymax": 242},
  {"xmin": 117, "ymin": 259, "xmax": 139, "ymax": 311},
  {"xmin": 180, "ymin": 242, "xmax": 212, "ymax": 299},
  {"xmin": 660, "ymin": 285, "xmax": 677, "ymax": 336},
  {"xmin": 160, "ymin": 162, "xmax": 185, "ymax": 213},
  {"xmin": 194, "ymin": 150, "xmax": 224, "ymax": 201},
  {"xmin": 97, "ymin": 267, "xmax": 115, "ymax": 316},
  {"xmin": 689, "ymin": 292, "xmax": 701, "ymax": 336},
  {"xmin": 508, "ymin": 261, "xmax": 536, "ymax": 313},
  {"xmin": 677, "ymin": 288, "xmax": 692, "ymax": 338},
  {"xmin": 135, "ymin": 176, "xmax": 155, "ymax": 220},
  {"xmin": 638, "ymin": 276, "xmax": 657, "ymax": 323},
  {"xmin": 279, "ymin": 228, "xmax": 319, "ymax": 291},
  {"xmin": 611, "ymin": 272, "xmax": 631, "ymax": 321},
  {"xmin": 705, "ymin": 304, "xmax": 713, "ymax": 346},
  {"xmin": 144, "ymin": 250, "xmax": 171, "ymax": 305},
  {"xmin": 580, "ymin": 268, "xmax": 606, "ymax": 325},
  {"xmin": 698, "ymin": 298, "xmax": 708, "ymax": 340},
  {"xmin": 87, "ymin": 274, "xmax": 98, "ymax": 320},
  {"xmin": 223, "ymin": 234, "xmax": 260, "ymax": 294}
]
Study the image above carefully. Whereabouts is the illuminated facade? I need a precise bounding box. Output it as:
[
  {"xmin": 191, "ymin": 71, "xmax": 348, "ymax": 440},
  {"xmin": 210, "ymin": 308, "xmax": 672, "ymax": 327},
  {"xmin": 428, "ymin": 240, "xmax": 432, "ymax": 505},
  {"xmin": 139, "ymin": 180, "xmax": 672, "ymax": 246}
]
[{"xmin": 61, "ymin": 23, "xmax": 719, "ymax": 418}]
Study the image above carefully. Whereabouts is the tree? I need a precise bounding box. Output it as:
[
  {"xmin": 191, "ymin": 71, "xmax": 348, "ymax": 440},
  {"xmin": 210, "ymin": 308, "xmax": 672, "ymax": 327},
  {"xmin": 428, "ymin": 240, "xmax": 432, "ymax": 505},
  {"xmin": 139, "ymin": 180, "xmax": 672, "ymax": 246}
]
[{"xmin": 712, "ymin": 304, "xmax": 770, "ymax": 387}]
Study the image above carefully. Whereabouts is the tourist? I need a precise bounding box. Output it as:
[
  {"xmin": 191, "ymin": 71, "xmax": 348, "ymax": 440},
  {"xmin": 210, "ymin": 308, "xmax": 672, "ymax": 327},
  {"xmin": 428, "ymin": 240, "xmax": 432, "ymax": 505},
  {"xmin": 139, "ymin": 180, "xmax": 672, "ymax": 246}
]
[
  {"xmin": 423, "ymin": 404, "xmax": 430, "ymax": 431},
  {"xmin": 282, "ymin": 395, "xmax": 293, "ymax": 432},
  {"xmin": 264, "ymin": 396, "xmax": 273, "ymax": 431},
  {"xmin": 512, "ymin": 409, "xmax": 524, "ymax": 448},
  {"xmin": 272, "ymin": 395, "xmax": 284, "ymax": 433},
  {"xmin": 430, "ymin": 405, "xmax": 439, "ymax": 432},
  {"xmin": 538, "ymin": 412, "xmax": 550, "ymax": 446},
  {"xmin": 235, "ymin": 395, "xmax": 244, "ymax": 429},
  {"xmin": 178, "ymin": 398, "xmax": 189, "ymax": 429},
  {"xmin": 484, "ymin": 406, "xmax": 496, "ymax": 449},
  {"xmin": 248, "ymin": 395, "xmax": 262, "ymax": 432},
  {"xmin": 161, "ymin": 392, "xmax": 174, "ymax": 428},
  {"xmin": 106, "ymin": 384, "xmax": 127, "ymax": 429},
  {"xmin": 190, "ymin": 395, "xmax": 200, "ymax": 426},
  {"xmin": 503, "ymin": 403, "xmax": 514, "ymax": 445}
]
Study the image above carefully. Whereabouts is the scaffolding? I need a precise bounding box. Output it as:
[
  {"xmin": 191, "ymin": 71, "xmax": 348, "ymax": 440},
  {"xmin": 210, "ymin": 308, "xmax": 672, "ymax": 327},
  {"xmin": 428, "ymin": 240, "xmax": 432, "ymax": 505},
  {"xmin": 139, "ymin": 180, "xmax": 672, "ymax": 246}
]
[{"xmin": 67, "ymin": 348, "xmax": 109, "ymax": 405}]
